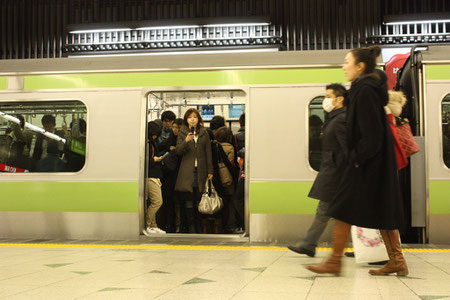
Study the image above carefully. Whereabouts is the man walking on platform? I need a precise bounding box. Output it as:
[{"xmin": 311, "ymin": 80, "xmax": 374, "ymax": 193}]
[{"xmin": 288, "ymin": 84, "xmax": 347, "ymax": 257}]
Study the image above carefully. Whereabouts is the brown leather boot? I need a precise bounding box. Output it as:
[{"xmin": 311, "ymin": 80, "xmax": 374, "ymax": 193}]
[
  {"xmin": 306, "ymin": 220, "xmax": 351, "ymax": 276},
  {"xmin": 369, "ymin": 230, "xmax": 408, "ymax": 276}
]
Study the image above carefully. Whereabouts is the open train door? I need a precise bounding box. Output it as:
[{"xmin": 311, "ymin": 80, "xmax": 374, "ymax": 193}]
[{"xmin": 395, "ymin": 48, "xmax": 428, "ymax": 243}]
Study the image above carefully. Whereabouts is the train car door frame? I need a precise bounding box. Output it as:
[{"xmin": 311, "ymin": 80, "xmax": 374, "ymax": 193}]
[{"xmin": 140, "ymin": 87, "xmax": 250, "ymax": 238}]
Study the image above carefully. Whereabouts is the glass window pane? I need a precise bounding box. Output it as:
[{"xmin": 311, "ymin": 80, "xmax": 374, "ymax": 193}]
[
  {"xmin": 309, "ymin": 96, "xmax": 325, "ymax": 171},
  {"xmin": 443, "ymin": 94, "xmax": 450, "ymax": 168},
  {"xmin": 0, "ymin": 101, "xmax": 87, "ymax": 173}
]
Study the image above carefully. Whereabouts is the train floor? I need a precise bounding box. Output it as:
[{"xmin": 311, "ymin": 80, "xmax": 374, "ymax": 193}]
[{"xmin": 0, "ymin": 238, "xmax": 449, "ymax": 299}]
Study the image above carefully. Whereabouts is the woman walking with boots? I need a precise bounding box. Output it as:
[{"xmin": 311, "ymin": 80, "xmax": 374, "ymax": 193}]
[
  {"xmin": 175, "ymin": 108, "xmax": 214, "ymax": 233},
  {"xmin": 306, "ymin": 45, "xmax": 408, "ymax": 276}
]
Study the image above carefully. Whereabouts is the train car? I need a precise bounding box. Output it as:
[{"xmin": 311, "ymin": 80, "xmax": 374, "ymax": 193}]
[
  {"xmin": 0, "ymin": 46, "xmax": 448, "ymax": 244},
  {"xmin": 419, "ymin": 46, "xmax": 450, "ymax": 244}
]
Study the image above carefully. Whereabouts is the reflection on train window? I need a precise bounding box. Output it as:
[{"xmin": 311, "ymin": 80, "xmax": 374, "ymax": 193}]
[
  {"xmin": 309, "ymin": 96, "xmax": 325, "ymax": 171},
  {"xmin": 443, "ymin": 94, "xmax": 450, "ymax": 168},
  {"xmin": 0, "ymin": 101, "xmax": 87, "ymax": 173}
]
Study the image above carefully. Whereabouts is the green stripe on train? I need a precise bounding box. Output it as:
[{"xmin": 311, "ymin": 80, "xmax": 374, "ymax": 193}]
[
  {"xmin": 23, "ymin": 68, "xmax": 346, "ymax": 90},
  {"xmin": 0, "ymin": 77, "xmax": 6, "ymax": 90},
  {"xmin": 250, "ymin": 181, "xmax": 316, "ymax": 214},
  {"xmin": 430, "ymin": 181, "xmax": 450, "ymax": 214},
  {"xmin": 0, "ymin": 182, "xmax": 138, "ymax": 212},
  {"xmin": 250, "ymin": 180, "xmax": 450, "ymax": 215},
  {"xmin": 426, "ymin": 65, "xmax": 450, "ymax": 80}
]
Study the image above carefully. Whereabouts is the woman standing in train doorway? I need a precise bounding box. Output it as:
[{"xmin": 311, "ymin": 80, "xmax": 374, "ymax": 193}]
[
  {"xmin": 307, "ymin": 45, "xmax": 408, "ymax": 276},
  {"xmin": 175, "ymin": 108, "xmax": 214, "ymax": 233}
]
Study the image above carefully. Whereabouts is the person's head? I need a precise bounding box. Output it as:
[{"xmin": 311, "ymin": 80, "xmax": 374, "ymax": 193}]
[
  {"xmin": 239, "ymin": 113, "xmax": 245, "ymax": 128},
  {"xmin": 14, "ymin": 114, "xmax": 25, "ymax": 129},
  {"xmin": 214, "ymin": 126, "xmax": 232, "ymax": 143},
  {"xmin": 153, "ymin": 118, "xmax": 163, "ymax": 129},
  {"xmin": 210, "ymin": 115, "xmax": 225, "ymax": 131},
  {"xmin": 148, "ymin": 121, "xmax": 162, "ymax": 140},
  {"xmin": 161, "ymin": 111, "xmax": 176, "ymax": 130},
  {"xmin": 309, "ymin": 115, "xmax": 323, "ymax": 138},
  {"xmin": 323, "ymin": 84, "xmax": 347, "ymax": 112},
  {"xmin": 41, "ymin": 114, "xmax": 56, "ymax": 132},
  {"xmin": 343, "ymin": 45, "xmax": 382, "ymax": 81},
  {"xmin": 183, "ymin": 108, "xmax": 203, "ymax": 131},
  {"xmin": 172, "ymin": 118, "xmax": 183, "ymax": 136}
]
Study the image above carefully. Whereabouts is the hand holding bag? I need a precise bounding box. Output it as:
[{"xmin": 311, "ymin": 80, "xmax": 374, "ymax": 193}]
[
  {"xmin": 198, "ymin": 179, "xmax": 223, "ymax": 215},
  {"xmin": 351, "ymin": 226, "xmax": 389, "ymax": 264},
  {"xmin": 395, "ymin": 117, "xmax": 420, "ymax": 157}
]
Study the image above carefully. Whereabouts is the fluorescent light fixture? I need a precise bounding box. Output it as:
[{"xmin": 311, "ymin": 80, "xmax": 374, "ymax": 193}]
[
  {"xmin": 136, "ymin": 25, "xmax": 200, "ymax": 30},
  {"xmin": 69, "ymin": 28, "xmax": 131, "ymax": 34},
  {"xmin": 385, "ymin": 19, "xmax": 450, "ymax": 25},
  {"xmin": 68, "ymin": 47, "xmax": 279, "ymax": 58},
  {"xmin": 203, "ymin": 23, "xmax": 269, "ymax": 27}
]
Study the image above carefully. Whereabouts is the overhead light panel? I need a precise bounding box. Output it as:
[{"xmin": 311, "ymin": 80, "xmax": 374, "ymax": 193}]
[
  {"xmin": 136, "ymin": 25, "xmax": 200, "ymax": 30},
  {"xmin": 384, "ymin": 13, "xmax": 450, "ymax": 25},
  {"xmin": 69, "ymin": 28, "xmax": 131, "ymax": 34},
  {"xmin": 385, "ymin": 19, "xmax": 450, "ymax": 25},
  {"xmin": 203, "ymin": 23, "xmax": 270, "ymax": 27}
]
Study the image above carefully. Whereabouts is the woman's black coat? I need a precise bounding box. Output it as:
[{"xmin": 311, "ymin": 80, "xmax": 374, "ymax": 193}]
[
  {"xmin": 308, "ymin": 107, "xmax": 348, "ymax": 203},
  {"xmin": 327, "ymin": 72, "xmax": 405, "ymax": 230}
]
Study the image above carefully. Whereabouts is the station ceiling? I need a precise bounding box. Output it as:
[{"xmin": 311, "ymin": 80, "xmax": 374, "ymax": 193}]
[{"xmin": 0, "ymin": 0, "xmax": 448, "ymax": 59}]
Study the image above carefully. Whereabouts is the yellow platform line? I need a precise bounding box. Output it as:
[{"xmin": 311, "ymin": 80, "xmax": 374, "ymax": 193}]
[{"xmin": 0, "ymin": 243, "xmax": 449, "ymax": 252}]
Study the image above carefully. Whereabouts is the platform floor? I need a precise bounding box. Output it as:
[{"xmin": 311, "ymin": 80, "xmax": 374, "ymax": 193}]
[{"xmin": 0, "ymin": 238, "xmax": 449, "ymax": 299}]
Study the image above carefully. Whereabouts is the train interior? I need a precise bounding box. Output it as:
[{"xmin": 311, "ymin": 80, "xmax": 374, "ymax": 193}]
[
  {"xmin": 145, "ymin": 90, "xmax": 247, "ymax": 235},
  {"xmin": 0, "ymin": 101, "xmax": 87, "ymax": 173}
]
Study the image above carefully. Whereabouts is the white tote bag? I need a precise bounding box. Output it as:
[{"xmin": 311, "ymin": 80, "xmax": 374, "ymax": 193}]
[
  {"xmin": 198, "ymin": 179, "xmax": 223, "ymax": 215},
  {"xmin": 351, "ymin": 226, "xmax": 389, "ymax": 264}
]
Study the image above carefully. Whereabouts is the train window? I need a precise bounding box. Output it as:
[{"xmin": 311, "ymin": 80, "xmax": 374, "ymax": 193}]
[
  {"xmin": 443, "ymin": 94, "xmax": 450, "ymax": 168},
  {"xmin": 308, "ymin": 96, "xmax": 325, "ymax": 171},
  {"xmin": 0, "ymin": 101, "xmax": 87, "ymax": 173}
]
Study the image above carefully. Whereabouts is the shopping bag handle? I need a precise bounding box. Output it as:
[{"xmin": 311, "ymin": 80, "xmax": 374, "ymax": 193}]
[{"xmin": 203, "ymin": 178, "xmax": 210, "ymax": 194}]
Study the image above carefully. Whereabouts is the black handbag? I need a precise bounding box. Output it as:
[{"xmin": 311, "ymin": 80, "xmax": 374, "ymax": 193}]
[{"xmin": 161, "ymin": 150, "xmax": 178, "ymax": 173}]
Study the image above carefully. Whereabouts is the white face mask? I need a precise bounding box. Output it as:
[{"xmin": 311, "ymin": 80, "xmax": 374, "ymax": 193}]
[{"xmin": 322, "ymin": 97, "xmax": 336, "ymax": 113}]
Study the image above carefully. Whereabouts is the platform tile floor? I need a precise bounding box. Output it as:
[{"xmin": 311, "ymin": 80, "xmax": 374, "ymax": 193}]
[{"xmin": 0, "ymin": 238, "xmax": 448, "ymax": 299}]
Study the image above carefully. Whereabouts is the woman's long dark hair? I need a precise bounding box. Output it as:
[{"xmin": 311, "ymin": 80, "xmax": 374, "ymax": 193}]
[{"xmin": 182, "ymin": 108, "xmax": 204, "ymax": 132}]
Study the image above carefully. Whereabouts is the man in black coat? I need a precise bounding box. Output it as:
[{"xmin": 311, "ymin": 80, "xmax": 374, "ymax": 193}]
[{"xmin": 288, "ymin": 84, "xmax": 348, "ymax": 257}]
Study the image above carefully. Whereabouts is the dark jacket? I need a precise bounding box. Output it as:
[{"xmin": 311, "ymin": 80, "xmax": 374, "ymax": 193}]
[
  {"xmin": 210, "ymin": 140, "xmax": 225, "ymax": 197},
  {"xmin": 148, "ymin": 139, "xmax": 162, "ymax": 179},
  {"xmin": 235, "ymin": 127, "xmax": 245, "ymax": 151},
  {"xmin": 35, "ymin": 154, "xmax": 67, "ymax": 172},
  {"xmin": 308, "ymin": 107, "xmax": 347, "ymax": 202},
  {"xmin": 157, "ymin": 130, "xmax": 176, "ymax": 156},
  {"xmin": 175, "ymin": 126, "xmax": 213, "ymax": 193},
  {"xmin": 327, "ymin": 72, "xmax": 405, "ymax": 230}
]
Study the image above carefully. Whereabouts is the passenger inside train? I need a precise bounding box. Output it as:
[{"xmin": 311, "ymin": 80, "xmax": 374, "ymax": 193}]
[
  {"xmin": 145, "ymin": 92, "xmax": 246, "ymax": 234},
  {"xmin": 0, "ymin": 101, "xmax": 87, "ymax": 173}
]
